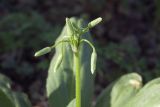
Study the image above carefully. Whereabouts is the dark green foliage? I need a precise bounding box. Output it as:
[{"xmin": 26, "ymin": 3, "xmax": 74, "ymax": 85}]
[
  {"xmin": 155, "ymin": 0, "xmax": 160, "ymax": 27},
  {"xmin": 0, "ymin": 73, "xmax": 32, "ymax": 107},
  {"xmin": 0, "ymin": 12, "xmax": 62, "ymax": 76},
  {"xmin": 97, "ymin": 40, "xmax": 160, "ymax": 82},
  {"xmin": 0, "ymin": 12, "xmax": 57, "ymax": 52}
]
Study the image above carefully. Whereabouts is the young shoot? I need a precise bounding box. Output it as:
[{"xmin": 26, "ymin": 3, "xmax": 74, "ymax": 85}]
[{"xmin": 35, "ymin": 17, "xmax": 102, "ymax": 107}]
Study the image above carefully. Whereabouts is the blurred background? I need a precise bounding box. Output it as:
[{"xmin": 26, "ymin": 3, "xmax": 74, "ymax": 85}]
[{"xmin": 0, "ymin": 0, "xmax": 160, "ymax": 106}]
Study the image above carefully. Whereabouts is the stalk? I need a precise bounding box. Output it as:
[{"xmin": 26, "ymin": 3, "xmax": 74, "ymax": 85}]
[{"xmin": 74, "ymin": 51, "xmax": 81, "ymax": 107}]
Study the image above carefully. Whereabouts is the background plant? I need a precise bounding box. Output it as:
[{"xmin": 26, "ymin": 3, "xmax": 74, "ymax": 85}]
[
  {"xmin": 0, "ymin": 73, "xmax": 31, "ymax": 107},
  {"xmin": 0, "ymin": 12, "xmax": 62, "ymax": 105}
]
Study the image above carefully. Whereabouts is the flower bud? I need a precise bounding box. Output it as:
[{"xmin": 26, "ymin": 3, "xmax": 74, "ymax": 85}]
[
  {"xmin": 91, "ymin": 50, "xmax": 97, "ymax": 74},
  {"xmin": 35, "ymin": 47, "xmax": 51, "ymax": 57},
  {"xmin": 66, "ymin": 18, "xmax": 74, "ymax": 36},
  {"xmin": 88, "ymin": 17, "xmax": 102, "ymax": 28},
  {"xmin": 54, "ymin": 54, "xmax": 63, "ymax": 72}
]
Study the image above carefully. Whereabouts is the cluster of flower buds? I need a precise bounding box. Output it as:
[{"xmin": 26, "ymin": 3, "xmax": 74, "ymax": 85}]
[{"xmin": 35, "ymin": 17, "xmax": 102, "ymax": 74}]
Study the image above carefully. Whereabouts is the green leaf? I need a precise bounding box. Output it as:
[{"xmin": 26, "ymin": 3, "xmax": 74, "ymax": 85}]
[
  {"xmin": 124, "ymin": 78, "xmax": 160, "ymax": 107},
  {"xmin": 13, "ymin": 92, "xmax": 32, "ymax": 107},
  {"xmin": 111, "ymin": 73, "xmax": 142, "ymax": 107},
  {"xmin": 0, "ymin": 74, "xmax": 12, "ymax": 88},
  {"xmin": 67, "ymin": 98, "xmax": 76, "ymax": 107},
  {"xmin": 0, "ymin": 74, "xmax": 15, "ymax": 107},
  {"xmin": 46, "ymin": 17, "xmax": 94, "ymax": 107},
  {"xmin": 0, "ymin": 73, "xmax": 31, "ymax": 107},
  {"xmin": 79, "ymin": 24, "xmax": 94, "ymax": 107},
  {"xmin": 66, "ymin": 18, "xmax": 74, "ymax": 36},
  {"xmin": 53, "ymin": 54, "xmax": 63, "ymax": 72},
  {"xmin": 95, "ymin": 73, "xmax": 142, "ymax": 107},
  {"xmin": 0, "ymin": 87, "xmax": 15, "ymax": 107}
]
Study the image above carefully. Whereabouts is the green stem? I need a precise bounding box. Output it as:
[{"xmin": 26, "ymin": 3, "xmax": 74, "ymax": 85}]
[{"xmin": 74, "ymin": 52, "xmax": 81, "ymax": 107}]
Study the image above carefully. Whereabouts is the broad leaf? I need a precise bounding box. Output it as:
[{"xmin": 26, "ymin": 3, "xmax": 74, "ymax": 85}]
[
  {"xmin": 124, "ymin": 78, "xmax": 160, "ymax": 107},
  {"xmin": 95, "ymin": 73, "xmax": 142, "ymax": 107},
  {"xmin": 111, "ymin": 73, "xmax": 142, "ymax": 107},
  {"xmin": 13, "ymin": 92, "xmax": 32, "ymax": 107}
]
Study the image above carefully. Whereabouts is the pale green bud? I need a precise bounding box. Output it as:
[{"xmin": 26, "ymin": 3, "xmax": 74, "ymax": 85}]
[
  {"xmin": 88, "ymin": 17, "xmax": 102, "ymax": 28},
  {"xmin": 34, "ymin": 47, "xmax": 51, "ymax": 57},
  {"xmin": 54, "ymin": 54, "xmax": 63, "ymax": 72},
  {"xmin": 66, "ymin": 18, "xmax": 74, "ymax": 36},
  {"xmin": 91, "ymin": 50, "xmax": 97, "ymax": 74}
]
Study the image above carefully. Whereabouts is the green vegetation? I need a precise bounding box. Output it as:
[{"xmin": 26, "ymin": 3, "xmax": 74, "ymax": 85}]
[
  {"xmin": 35, "ymin": 17, "xmax": 102, "ymax": 107},
  {"xmin": 34, "ymin": 17, "xmax": 160, "ymax": 107},
  {"xmin": 1, "ymin": 0, "xmax": 160, "ymax": 107},
  {"xmin": 0, "ymin": 74, "xmax": 31, "ymax": 107}
]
